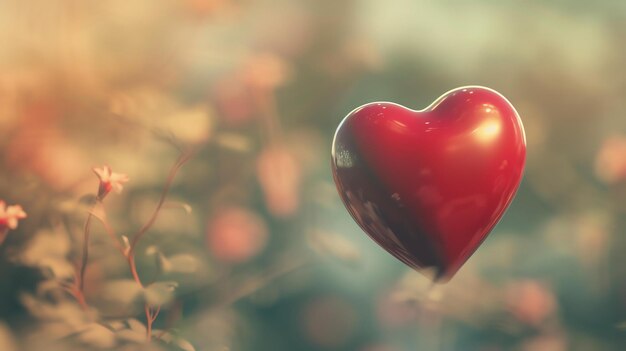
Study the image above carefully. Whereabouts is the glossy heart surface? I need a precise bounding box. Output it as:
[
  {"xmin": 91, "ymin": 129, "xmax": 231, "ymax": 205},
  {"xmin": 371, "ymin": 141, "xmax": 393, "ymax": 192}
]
[{"xmin": 331, "ymin": 86, "xmax": 526, "ymax": 281}]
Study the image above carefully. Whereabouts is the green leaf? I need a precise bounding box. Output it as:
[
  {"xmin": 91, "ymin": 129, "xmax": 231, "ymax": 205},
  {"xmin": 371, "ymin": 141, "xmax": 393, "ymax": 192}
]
[
  {"xmin": 115, "ymin": 319, "xmax": 147, "ymax": 344},
  {"xmin": 78, "ymin": 323, "xmax": 116, "ymax": 348},
  {"xmin": 164, "ymin": 254, "xmax": 200, "ymax": 274},
  {"xmin": 102, "ymin": 280, "xmax": 143, "ymax": 306},
  {"xmin": 145, "ymin": 245, "xmax": 159, "ymax": 256},
  {"xmin": 176, "ymin": 338, "xmax": 196, "ymax": 351},
  {"xmin": 105, "ymin": 320, "xmax": 126, "ymax": 331},
  {"xmin": 144, "ymin": 282, "xmax": 178, "ymax": 307},
  {"xmin": 127, "ymin": 319, "xmax": 146, "ymax": 334},
  {"xmin": 155, "ymin": 330, "xmax": 195, "ymax": 351},
  {"xmin": 116, "ymin": 329, "xmax": 146, "ymax": 344}
]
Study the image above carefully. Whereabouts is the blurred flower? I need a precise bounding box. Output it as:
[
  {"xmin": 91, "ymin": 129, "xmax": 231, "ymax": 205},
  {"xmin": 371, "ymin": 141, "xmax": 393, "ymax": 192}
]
[
  {"xmin": 93, "ymin": 165, "xmax": 130, "ymax": 199},
  {"xmin": 318, "ymin": 38, "xmax": 383, "ymax": 75},
  {"xmin": 575, "ymin": 212, "xmax": 610, "ymax": 270},
  {"xmin": 301, "ymin": 295, "xmax": 358, "ymax": 348},
  {"xmin": 212, "ymin": 77, "xmax": 256, "ymax": 125},
  {"xmin": 161, "ymin": 105, "xmax": 213, "ymax": 143},
  {"xmin": 206, "ymin": 207, "xmax": 268, "ymax": 263},
  {"xmin": 0, "ymin": 201, "xmax": 27, "ymax": 231},
  {"xmin": 505, "ymin": 280, "xmax": 557, "ymax": 326},
  {"xmin": 5, "ymin": 101, "xmax": 90, "ymax": 192},
  {"xmin": 520, "ymin": 334, "xmax": 567, "ymax": 351},
  {"xmin": 595, "ymin": 136, "xmax": 626, "ymax": 184},
  {"xmin": 212, "ymin": 53, "xmax": 291, "ymax": 126},
  {"xmin": 241, "ymin": 53, "xmax": 290, "ymax": 92},
  {"xmin": 257, "ymin": 145, "xmax": 301, "ymax": 217}
]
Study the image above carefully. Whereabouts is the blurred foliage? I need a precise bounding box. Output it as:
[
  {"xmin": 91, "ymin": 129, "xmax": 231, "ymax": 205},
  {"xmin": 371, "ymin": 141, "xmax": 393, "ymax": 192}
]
[{"xmin": 1, "ymin": 0, "xmax": 626, "ymax": 350}]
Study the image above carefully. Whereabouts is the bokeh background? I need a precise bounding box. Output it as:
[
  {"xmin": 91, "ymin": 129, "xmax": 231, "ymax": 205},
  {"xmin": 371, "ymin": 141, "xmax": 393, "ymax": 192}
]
[{"xmin": 1, "ymin": 0, "xmax": 626, "ymax": 350}]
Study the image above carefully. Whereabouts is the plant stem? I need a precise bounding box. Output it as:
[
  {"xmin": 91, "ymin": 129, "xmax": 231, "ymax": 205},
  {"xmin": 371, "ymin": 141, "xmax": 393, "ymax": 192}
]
[
  {"xmin": 75, "ymin": 288, "xmax": 89, "ymax": 310},
  {"xmin": 128, "ymin": 150, "xmax": 193, "ymax": 341},
  {"xmin": 129, "ymin": 150, "xmax": 194, "ymax": 252},
  {"xmin": 83, "ymin": 149, "xmax": 195, "ymax": 340},
  {"xmin": 144, "ymin": 304, "xmax": 152, "ymax": 340},
  {"xmin": 128, "ymin": 255, "xmax": 143, "ymax": 287},
  {"xmin": 79, "ymin": 213, "xmax": 92, "ymax": 293},
  {"xmin": 129, "ymin": 253, "xmax": 157, "ymax": 341},
  {"xmin": 93, "ymin": 209, "xmax": 126, "ymax": 256},
  {"xmin": 125, "ymin": 150, "xmax": 194, "ymax": 340},
  {"xmin": 78, "ymin": 197, "xmax": 101, "ymax": 300}
]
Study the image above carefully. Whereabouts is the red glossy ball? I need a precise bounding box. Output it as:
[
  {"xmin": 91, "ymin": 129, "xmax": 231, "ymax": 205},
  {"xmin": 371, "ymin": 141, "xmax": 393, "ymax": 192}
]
[{"xmin": 331, "ymin": 86, "xmax": 526, "ymax": 281}]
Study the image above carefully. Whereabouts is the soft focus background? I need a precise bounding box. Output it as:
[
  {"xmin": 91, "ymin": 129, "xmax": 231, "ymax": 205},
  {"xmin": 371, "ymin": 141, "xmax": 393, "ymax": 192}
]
[{"xmin": 1, "ymin": 0, "xmax": 626, "ymax": 350}]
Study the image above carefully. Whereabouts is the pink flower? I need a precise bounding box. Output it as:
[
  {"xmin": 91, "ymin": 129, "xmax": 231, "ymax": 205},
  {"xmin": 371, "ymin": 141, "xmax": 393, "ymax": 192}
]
[
  {"xmin": 0, "ymin": 201, "xmax": 27, "ymax": 231},
  {"xmin": 595, "ymin": 136, "xmax": 626, "ymax": 184},
  {"xmin": 92, "ymin": 165, "xmax": 129, "ymax": 199},
  {"xmin": 505, "ymin": 280, "xmax": 556, "ymax": 326},
  {"xmin": 206, "ymin": 207, "xmax": 269, "ymax": 263},
  {"xmin": 256, "ymin": 146, "xmax": 301, "ymax": 217}
]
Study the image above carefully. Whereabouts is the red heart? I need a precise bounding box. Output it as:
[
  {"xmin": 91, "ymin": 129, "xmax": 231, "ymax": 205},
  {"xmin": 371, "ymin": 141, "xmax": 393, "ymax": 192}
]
[{"xmin": 331, "ymin": 86, "xmax": 526, "ymax": 281}]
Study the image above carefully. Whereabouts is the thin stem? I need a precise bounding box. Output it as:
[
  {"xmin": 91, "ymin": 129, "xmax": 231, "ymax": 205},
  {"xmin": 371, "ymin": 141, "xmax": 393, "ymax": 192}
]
[
  {"xmin": 156, "ymin": 300, "xmax": 181, "ymax": 340},
  {"xmin": 129, "ymin": 254, "xmax": 153, "ymax": 341},
  {"xmin": 128, "ymin": 255, "xmax": 143, "ymax": 288},
  {"xmin": 110, "ymin": 148, "xmax": 196, "ymax": 341},
  {"xmin": 129, "ymin": 150, "xmax": 194, "ymax": 253},
  {"xmin": 151, "ymin": 305, "xmax": 162, "ymax": 322},
  {"xmin": 78, "ymin": 197, "xmax": 100, "ymax": 294},
  {"xmin": 89, "ymin": 207, "xmax": 126, "ymax": 256},
  {"xmin": 144, "ymin": 304, "xmax": 152, "ymax": 340},
  {"xmin": 74, "ymin": 288, "xmax": 89, "ymax": 310},
  {"xmin": 68, "ymin": 262, "xmax": 90, "ymax": 309}
]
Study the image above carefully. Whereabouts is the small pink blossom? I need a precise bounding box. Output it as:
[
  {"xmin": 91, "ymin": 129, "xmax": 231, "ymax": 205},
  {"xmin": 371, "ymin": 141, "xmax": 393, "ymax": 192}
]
[
  {"xmin": 0, "ymin": 201, "xmax": 27, "ymax": 231},
  {"xmin": 505, "ymin": 280, "xmax": 556, "ymax": 326},
  {"xmin": 206, "ymin": 207, "xmax": 268, "ymax": 263},
  {"xmin": 595, "ymin": 136, "xmax": 626, "ymax": 184},
  {"xmin": 256, "ymin": 146, "xmax": 301, "ymax": 217},
  {"xmin": 92, "ymin": 165, "xmax": 129, "ymax": 199}
]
